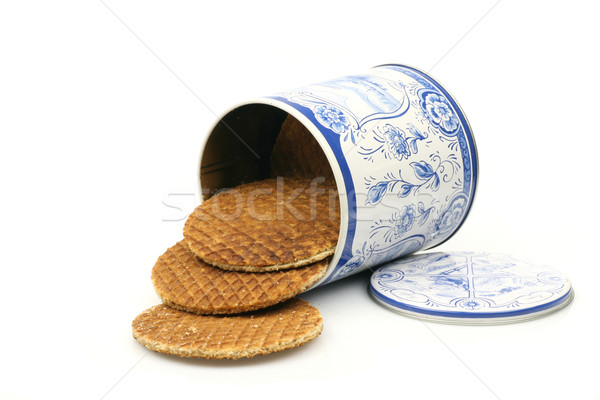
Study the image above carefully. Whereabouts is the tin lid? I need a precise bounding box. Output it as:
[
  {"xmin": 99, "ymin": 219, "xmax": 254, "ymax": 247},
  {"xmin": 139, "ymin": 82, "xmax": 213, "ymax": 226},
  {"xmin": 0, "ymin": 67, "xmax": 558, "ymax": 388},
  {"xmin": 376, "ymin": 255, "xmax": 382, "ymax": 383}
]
[{"xmin": 369, "ymin": 251, "xmax": 574, "ymax": 324}]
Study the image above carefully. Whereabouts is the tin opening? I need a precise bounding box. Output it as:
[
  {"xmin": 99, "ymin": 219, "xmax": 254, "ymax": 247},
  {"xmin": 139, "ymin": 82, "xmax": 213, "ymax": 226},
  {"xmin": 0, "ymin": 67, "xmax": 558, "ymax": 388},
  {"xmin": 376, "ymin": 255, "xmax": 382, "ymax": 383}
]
[
  {"xmin": 198, "ymin": 102, "xmax": 349, "ymax": 287},
  {"xmin": 200, "ymin": 103, "xmax": 334, "ymax": 198}
]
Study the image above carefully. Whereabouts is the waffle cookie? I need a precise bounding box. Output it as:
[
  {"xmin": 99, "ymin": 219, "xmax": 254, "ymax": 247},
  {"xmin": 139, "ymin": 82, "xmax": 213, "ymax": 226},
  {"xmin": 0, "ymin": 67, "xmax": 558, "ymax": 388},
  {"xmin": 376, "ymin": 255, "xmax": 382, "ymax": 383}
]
[
  {"xmin": 183, "ymin": 177, "xmax": 340, "ymax": 272},
  {"xmin": 152, "ymin": 241, "xmax": 328, "ymax": 314},
  {"xmin": 271, "ymin": 115, "xmax": 334, "ymax": 180},
  {"xmin": 132, "ymin": 298, "xmax": 323, "ymax": 359}
]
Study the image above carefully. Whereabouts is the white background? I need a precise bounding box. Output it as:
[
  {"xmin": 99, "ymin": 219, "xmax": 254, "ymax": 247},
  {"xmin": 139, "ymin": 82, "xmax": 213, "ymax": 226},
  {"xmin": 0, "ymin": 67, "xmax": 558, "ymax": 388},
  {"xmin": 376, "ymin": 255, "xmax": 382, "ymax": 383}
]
[{"xmin": 1, "ymin": 1, "xmax": 598, "ymax": 399}]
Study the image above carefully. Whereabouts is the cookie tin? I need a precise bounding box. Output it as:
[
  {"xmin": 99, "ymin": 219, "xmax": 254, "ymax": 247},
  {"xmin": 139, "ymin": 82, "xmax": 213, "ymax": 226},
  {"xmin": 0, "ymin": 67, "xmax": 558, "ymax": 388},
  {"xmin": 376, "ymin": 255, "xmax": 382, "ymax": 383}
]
[{"xmin": 198, "ymin": 65, "xmax": 478, "ymax": 287}]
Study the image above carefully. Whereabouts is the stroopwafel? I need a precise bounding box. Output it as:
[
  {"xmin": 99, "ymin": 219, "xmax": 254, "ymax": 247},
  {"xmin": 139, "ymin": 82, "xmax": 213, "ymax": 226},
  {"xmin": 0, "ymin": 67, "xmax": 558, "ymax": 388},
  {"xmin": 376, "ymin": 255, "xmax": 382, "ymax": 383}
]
[
  {"xmin": 152, "ymin": 240, "xmax": 328, "ymax": 314},
  {"xmin": 132, "ymin": 298, "xmax": 323, "ymax": 359}
]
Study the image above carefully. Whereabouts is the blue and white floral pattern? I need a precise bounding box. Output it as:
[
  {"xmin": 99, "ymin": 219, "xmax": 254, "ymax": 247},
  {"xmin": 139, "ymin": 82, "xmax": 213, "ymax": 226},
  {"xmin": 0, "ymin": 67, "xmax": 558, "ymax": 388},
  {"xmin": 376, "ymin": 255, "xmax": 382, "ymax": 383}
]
[
  {"xmin": 383, "ymin": 124, "xmax": 411, "ymax": 160},
  {"xmin": 270, "ymin": 65, "xmax": 477, "ymax": 286},
  {"xmin": 370, "ymin": 252, "xmax": 573, "ymax": 323},
  {"xmin": 364, "ymin": 153, "xmax": 461, "ymax": 205},
  {"xmin": 314, "ymin": 105, "xmax": 350, "ymax": 135},
  {"xmin": 330, "ymin": 235, "xmax": 425, "ymax": 280},
  {"xmin": 369, "ymin": 203, "xmax": 434, "ymax": 243},
  {"xmin": 358, "ymin": 123, "xmax": 429, "ymax": 162},
  {"xmin": 431, "ymin": 194, "xmax": 468, "ymax": 238},
  {"xmin": 420, "ymin": 90, "xmax": 460, "ymax": 135}
]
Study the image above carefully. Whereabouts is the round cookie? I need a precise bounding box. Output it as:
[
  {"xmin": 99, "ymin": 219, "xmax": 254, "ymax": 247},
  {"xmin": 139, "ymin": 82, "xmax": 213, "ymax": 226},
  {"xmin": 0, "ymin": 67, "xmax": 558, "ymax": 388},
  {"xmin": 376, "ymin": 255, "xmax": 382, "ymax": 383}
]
[
  {"xmin": 152, "ymin": 241, "xmax": 328, "ymax": 314},
  {"xmin": 132, "ymin": 298, "xmax": 323, "ymax": 359},
  {"xmin": 271, "ymin": 115, "xmax": 334, "ymax": 180},
  {"xmin": 183, "ymin": 177, "xmax": 340, "ymax": 272}
]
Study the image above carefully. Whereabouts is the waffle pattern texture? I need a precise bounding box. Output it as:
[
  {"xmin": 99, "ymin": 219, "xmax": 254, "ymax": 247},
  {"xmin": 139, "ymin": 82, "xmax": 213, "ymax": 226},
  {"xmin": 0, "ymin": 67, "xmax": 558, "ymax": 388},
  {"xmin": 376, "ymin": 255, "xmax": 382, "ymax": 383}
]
[
  {"xmin": 152, "ymin": 241, "xmax": 328, "ymax": 315},
  {"xmin": 183, "ymin": 177, "xmax": 340, "ymax": 271},
  {"xmin": 132, "ymin": 299, "xmax": 323, "ymax": 359},
  {"xmin": 271, "ymin": 115, "xmax": 334, "ymax": 180}
]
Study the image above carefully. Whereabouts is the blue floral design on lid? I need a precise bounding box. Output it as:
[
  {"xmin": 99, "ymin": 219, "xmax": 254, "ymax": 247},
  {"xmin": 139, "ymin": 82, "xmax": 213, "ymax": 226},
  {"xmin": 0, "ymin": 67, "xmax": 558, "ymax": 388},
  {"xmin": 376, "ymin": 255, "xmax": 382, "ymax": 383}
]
[{"xmin": 370, "ymin": 252, "xmax": 574, "ymax": 324}]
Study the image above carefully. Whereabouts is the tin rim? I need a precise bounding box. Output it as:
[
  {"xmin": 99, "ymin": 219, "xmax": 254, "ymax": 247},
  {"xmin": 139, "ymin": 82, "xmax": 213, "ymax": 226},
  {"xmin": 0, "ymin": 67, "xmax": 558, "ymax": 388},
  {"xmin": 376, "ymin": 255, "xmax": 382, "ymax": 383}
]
[
  {"xmin": 369, "ymin": 285, "xmax": 574, "ymax": 325},
  {"xmin": 197, "ymin": 99, "xmax": 348, "ymax": 287}
]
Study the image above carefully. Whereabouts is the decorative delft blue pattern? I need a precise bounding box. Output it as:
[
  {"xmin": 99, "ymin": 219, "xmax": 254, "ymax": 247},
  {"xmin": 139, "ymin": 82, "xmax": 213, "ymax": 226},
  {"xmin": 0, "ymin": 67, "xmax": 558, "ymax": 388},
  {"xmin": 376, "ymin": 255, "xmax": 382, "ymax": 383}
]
[
  {"xmin": 370, "ymin": 203, "xmax": 434, "ymax": 242},
  {"xmin": 273, "ymin": 65, "xmax": 477, "ymax": 285},
  {"xmin": 370, "ymin": 252, "xmax": 573, "ymax": 321},
  {"xmin": 363, "ymin": 153, "xmax": 461, "ymax": 204},
  {"xmin": 419, "ymin": 91, "xmax": 460, "ymax": 135},
  {"xmin": 358, "ymin": 123, "xmax": 429, "ymax": 162},
  {"xmin": 314, "ymin": 105, "xmax": 350, "ymax": 135}
]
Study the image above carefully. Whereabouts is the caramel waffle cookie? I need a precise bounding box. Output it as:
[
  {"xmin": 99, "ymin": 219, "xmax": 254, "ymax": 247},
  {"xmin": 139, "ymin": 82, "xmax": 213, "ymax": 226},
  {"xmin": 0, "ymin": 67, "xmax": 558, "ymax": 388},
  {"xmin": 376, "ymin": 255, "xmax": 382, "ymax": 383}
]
[
  {"xmin": 183, "ymin": 177, "xmax": 340, "ymax": 272},
  {"xmin": 271, "ymin": 115, "xmax": 334, "ymax": 180},
  {"xmin": 152, "ymin": 241, "xmax": 328, "ymax": 314},
  {"xmin": 132, "ymin": 298, "xmax": 323, "ymax": 359}
]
